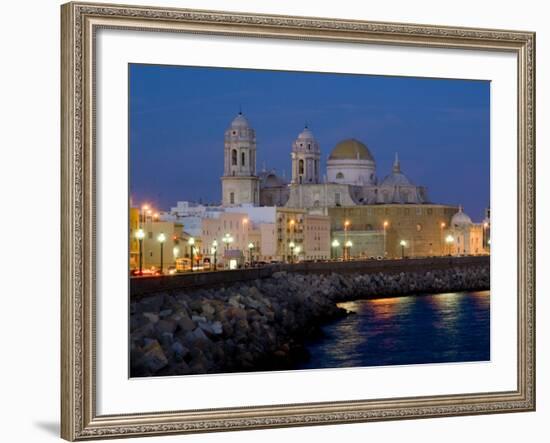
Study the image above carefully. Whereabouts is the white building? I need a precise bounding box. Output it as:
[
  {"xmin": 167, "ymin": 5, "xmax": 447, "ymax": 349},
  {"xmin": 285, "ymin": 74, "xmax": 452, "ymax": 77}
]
[{"xmin": 160, "ymin": 201, "xmax": 223, "ymax": 237}]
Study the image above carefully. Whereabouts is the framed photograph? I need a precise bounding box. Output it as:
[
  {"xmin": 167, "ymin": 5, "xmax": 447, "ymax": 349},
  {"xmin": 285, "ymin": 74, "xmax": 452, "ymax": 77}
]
[{"xmin": 61, "ymin": 1, "xmax": 536, "ymax": 440}]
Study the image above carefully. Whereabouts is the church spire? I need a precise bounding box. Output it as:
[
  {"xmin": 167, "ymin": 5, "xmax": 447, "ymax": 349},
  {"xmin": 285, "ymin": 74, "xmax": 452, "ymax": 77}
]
[{"xmin": 393, "ymin": 152, "xmax": 401, "ymax": 173}]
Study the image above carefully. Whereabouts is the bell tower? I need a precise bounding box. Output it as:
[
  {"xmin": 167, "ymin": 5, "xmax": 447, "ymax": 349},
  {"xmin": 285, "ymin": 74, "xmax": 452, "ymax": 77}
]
[
  {"xmin": 221, "ymin": 112, "xmax": 260, "ymax": 207},
  {"xmin": 291, "ymin": 125, "xmax": 321, "ymax": 185}
]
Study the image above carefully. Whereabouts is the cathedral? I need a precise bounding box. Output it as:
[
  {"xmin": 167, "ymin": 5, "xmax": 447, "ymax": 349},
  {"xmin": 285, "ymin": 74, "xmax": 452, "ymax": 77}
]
[
  {"xmin": 221, "ymin": 111, "xmax": 428, "ymax": 213},
  {"xmin": 218, "ymin": 111, "xmax": 488, "ymax": 258}
]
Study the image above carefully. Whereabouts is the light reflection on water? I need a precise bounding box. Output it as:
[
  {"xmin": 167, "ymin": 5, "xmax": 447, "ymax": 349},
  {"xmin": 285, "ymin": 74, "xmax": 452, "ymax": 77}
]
[{"xmin": 298, "ymin": 291, "xmax": 490, "ymax": 369}]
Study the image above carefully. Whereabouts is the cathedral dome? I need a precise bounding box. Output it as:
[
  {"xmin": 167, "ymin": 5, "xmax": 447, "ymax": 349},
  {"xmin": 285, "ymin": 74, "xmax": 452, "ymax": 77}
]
[
  {"xmin": 329, "ymin": 139, "xmax": 374, "ymax": 161},
  {"xmin": 380, "ymin": 153, "xmax": 413, "ymax": 186},
  {"xmin": 380, "ymin": 172, "xmax": 412, "ymax": 186},
  {"xmin": 297, "ymin": 127, "xmax": 314, "ymax": 140},
  {"xmin": 451, "ymin": 206, "xmax": 473, "ymax": 227},
  {"xmin": 229, "ymin": 112, "xmax": 250, "ymax": 129}
]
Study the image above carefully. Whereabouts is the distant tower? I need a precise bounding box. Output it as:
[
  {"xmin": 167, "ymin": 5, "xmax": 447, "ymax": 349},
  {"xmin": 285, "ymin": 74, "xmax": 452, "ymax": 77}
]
[
  {"xmin": 221, "ymin": 112, "xmax": 260, "ymax": 207},
  {"xmin": 291, "ymin": 125, "xmax": 321, "ymax": 184}
]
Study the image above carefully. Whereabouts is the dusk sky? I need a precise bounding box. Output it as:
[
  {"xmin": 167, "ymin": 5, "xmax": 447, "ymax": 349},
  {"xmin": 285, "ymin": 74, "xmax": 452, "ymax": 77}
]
[{"xmin": 129, "ymin": 64, "xmax": 490, "ymax": 220}]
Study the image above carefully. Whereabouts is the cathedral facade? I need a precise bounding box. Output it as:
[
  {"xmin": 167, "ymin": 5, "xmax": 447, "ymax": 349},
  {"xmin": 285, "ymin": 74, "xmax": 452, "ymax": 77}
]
[
  {"xmin": 219, "ymin": 112, "xmax": 488, "ymax": 258},
  {"xmin": 222, "ymin": 112, "xmax": 429, "ymax": 213}
]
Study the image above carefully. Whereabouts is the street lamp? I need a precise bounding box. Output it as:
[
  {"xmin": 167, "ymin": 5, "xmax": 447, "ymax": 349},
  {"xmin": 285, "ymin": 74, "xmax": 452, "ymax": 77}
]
[
  {"xmin": 135, "ymin": 228, "xmax": 145, "ymax": 275},
  {"xmin": 445, "ymin": 234, "xmax": 455, "ymax": 256},
  {"xmin": 440, "ymin": 222, "xmax": 446, "ymax": 256},
  {"xmin": 222, "ymin": 233, "xmax": 233, "ymax": 251},
  {"xmin": 157, "ymin": 232, "xmax": 166, "ymax": 274},
  {"xmin": 188, "ymin": 237, "xmax": 195, "ymax": 272},
  {"xmin": 383, "ymin": 221, "xmax": 389, "ymax": 257},
  {"xmin": 294, "ymin": 245, "xmax": 301, "ymax": 262},
  {"xmin": 399, "ymin": 240, "xmax": 407, "ymax": 259},
  {"xmin": 247, "ymin": 242, "xmax": 254, "ymax": 265},
  {"xmin": 345, "ymin": 240, "xmax": 353, "ymax": 260},
  {"xmin": 211, "ymin": 240, "xmax": 218, "ymax": 270},
  {"xmin": 331, "ymin": 239, "xmax": 340, "ymax": 260},
  {"xmin": 222, "ymin": 234, "xmax": 233, "ymax": 269},
  {"xmin": 289, "ymin": 241, "xmax": 295, "ymax": 264}
]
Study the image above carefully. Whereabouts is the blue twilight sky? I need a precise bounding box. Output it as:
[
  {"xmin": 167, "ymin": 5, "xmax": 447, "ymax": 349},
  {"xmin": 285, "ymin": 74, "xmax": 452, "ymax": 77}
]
[{"xmin": 129, "ymin": 64, "xmax": 490, "ymax": 221}]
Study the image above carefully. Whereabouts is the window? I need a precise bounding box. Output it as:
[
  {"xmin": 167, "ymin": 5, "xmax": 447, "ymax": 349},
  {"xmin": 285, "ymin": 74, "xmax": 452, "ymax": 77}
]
[
  {"xmin": 336, "ymin": 172, "xmax": 344, "ymax": 179},
  {"xmin": 229, "ymin": 192, "xmax": 235, "ymax": 204},
  {"xmin": 241, "ymin": 151, "xmax": 246, "ymax": 166},
  {"xmin": 231, "ymin": 149, "xmax": 238, "ymax": 166},
  {"xmin": 299, "ymin": 159, "xmax": 304, "ymax": 174},
  {"xmin": 335, "ymin": 193, "xmax": 341, "ymax": 206},
  {"xmin": 416, "ymin": 207, "xmax": 422, "ymax": 216},
  {"xmin": 148, "ymin": 232, "xmax": 153, "ymax": 239}
]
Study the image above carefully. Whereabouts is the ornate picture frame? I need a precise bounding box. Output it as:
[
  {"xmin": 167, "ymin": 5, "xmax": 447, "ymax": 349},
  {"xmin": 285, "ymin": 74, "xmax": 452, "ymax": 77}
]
[{"xmin": 61, "ymin": 1, "xmax": 535, "ymax": 440}]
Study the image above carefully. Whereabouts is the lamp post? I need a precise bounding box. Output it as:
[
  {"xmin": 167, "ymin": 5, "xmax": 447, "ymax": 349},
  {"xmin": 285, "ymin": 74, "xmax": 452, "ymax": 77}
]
[
  {"xmin": 439, "ymin": 222, "xmax": 446, "ymax": 256},
  {"xmin": 383, "ymin": 220, "xmax": 389, "ymax": 257},
  {"xmin": 331, "ymin": 239, "xmax": 340, "ymax": 260},
  {"xmin": 289, "ymin": 241, "xmax": 295, "ymax": 264},
  {"xmin": 344, "ymin": 220, "xmax": 350, "ymax": 260},
  {"xmin": 135, "ymin": 228, "xmax": 145, "ymax": 275},
  {"xmin": 294, "ymin": 245, "xmax": 301, "ymax": 262},
  {"xmin": 248, "ymin": 242, "xmax": 254, "ymax": 266},
  {"xmin": 222, "ymin": 234, "xmax": 233, "ymax": 269},
  {"xmin": 188, "ymin": 237, "xmax": 195, "ymax": 272},
  {"xmin": 211, "ymin": 240, "xmax": 218, "ymax": 270},
  {"xmin": 157, "ymin": 232, "xmax": 166, "ymax": 274},
  {"xmin": 400, "ymin": 240, "xmax": 407, "ymax": 259},
  {"xmin": 345, "ymin": 240, "xmax": 353, "ymax": 260},
  {"xmin": 445, "ymin": 234, "xmax": 455, "ymax": 256}
]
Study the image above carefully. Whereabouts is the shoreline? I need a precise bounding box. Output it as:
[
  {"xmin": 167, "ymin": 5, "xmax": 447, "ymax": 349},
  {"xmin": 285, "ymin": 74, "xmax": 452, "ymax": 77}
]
[{"xmin": 130, "ymin": 265, "xmax": 490, "ymax": 377}]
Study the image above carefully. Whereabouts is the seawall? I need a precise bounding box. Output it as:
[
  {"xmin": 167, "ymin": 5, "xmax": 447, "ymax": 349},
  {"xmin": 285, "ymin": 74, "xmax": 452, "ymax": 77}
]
[
  {"xmin": 130, "ymin": 256, "xmax": 489, "ymax": 297},
  {"xmin": 130, "ymin": 259, "xmax": 490, "ymax": 377}
]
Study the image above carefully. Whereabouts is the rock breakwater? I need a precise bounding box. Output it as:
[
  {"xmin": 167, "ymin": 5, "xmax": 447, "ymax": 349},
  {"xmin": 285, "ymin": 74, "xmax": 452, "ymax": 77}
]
[{"xmin": 130, "ymin": 265, "xmax": 489, "ymax": 377}]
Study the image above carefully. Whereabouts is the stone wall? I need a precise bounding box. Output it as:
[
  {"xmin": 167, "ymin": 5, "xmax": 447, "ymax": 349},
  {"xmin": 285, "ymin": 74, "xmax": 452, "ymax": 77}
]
[
  {"xmin": 131, "ymin": 255, "xmax": 489, "ymax": 297},
  {"xmin": 130, "ymin": 263, "xmax": 490, "ymax": 377}
]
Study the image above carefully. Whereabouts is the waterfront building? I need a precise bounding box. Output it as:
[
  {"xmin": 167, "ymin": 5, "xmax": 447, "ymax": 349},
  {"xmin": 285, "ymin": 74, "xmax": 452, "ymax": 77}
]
[
  {"xmin": 328, "ymin": 204, "xmax": 458, "ymax": 258},
  {"xmin": 159, "ymin": 201, "xmax": 223, "ymax": 237},
  {"xmin": 139, "ymin": 220, "xmax": 185, "ymax": 272},
  {"xmin": 444, "ymin": 206, "xmax": 486, "ymax": 256}
]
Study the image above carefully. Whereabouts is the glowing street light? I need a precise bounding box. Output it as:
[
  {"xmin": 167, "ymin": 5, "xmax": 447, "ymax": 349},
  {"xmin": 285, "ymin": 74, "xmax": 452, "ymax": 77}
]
[
  {"xmin": 289, "ymin": 241, "xmax": 296, "ymax": 264},
  {"xmin": 157, "ymin": 232, "xmax": 166, "ymax": 274},
  {"xmin": 188, "ymin": 237, "xmax": 195, "ymax": 272},
  {"xmin": 211, "ymin": 240, "xmax": 218, "ymax": 270},
  {"xmin": 294, "ymin": 245, "xmax": 301, "ymax": 262},
  {"xmin": 445, "ymin": 234, "xmax": 455, "ymax": 256},
  {"xmin": 135, "ymin": 228, "xmax": 145, "ymax": 275},
  {"xmin": 383, "ymin": 220, "xmax": 389, "ymax": 257},
  {"xmin": 331, "ymin": 239, "xmax": 340, "ymax": 260},
  {"xmin": 399, "ymin": 240, "xmax": 407, "ymax": 259},
  {"xmin": 222, "ymin": 233, "xmax": 233, "ymax": 251}
]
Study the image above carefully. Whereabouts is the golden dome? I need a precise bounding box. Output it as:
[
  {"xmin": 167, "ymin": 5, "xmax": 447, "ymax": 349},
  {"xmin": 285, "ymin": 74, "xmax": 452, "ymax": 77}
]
[{"xmin": 329, "ymin": 138, "xmax": 374, "ymax": 161}]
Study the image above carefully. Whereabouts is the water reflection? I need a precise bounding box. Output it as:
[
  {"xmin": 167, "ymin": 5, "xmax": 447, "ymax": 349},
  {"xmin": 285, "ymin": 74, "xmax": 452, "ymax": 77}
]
[{"xmin": 298, "ymin": 291, "xmax": 490, "ymax": 370}]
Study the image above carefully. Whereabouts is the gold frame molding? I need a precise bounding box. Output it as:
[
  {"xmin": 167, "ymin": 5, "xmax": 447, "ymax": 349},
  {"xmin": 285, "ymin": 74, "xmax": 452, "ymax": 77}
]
[{"xmin": 61, "ymin": 2, "xmax": 536, "ymax": 440}]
